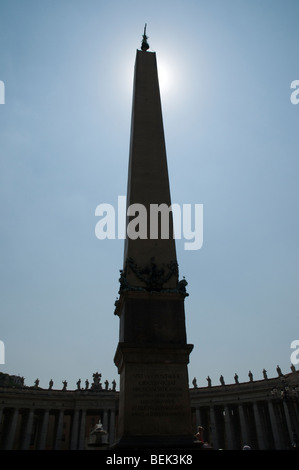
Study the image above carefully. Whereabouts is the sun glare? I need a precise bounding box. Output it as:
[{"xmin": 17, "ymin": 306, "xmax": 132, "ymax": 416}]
[
  {"xmin": 117, "ymin": 52, "xmax": 183, "ymax": 110},
  {"xmin": 157, "ymin": 60, "xmax": 173, "ymax": 97}
]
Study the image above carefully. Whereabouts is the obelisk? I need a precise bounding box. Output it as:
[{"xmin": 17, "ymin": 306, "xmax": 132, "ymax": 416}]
[{"xmin": 113, "ymin": 27, "xmax": 194, "ymax": 449}]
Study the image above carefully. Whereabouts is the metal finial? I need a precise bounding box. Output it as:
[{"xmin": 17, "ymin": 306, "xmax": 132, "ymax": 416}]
[{"xmin": 141, "ymin": 23, "xmax": 149, "ymax": 51}]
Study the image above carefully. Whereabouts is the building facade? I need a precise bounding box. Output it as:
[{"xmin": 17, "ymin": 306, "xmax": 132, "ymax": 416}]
[{"xmin": 0, "ymin": 367, "xmax": 298, "ymax": 450}]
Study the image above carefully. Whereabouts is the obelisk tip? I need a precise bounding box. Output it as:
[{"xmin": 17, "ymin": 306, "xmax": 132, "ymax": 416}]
[{"xmin": 141, "ymin": 23, "xmax": 149, "ymax": 51}]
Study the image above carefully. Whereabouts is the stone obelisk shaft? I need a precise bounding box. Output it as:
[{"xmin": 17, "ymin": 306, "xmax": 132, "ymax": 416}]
[
  {"xmin": 113, "ymin": 44, "xmax": 194, "ymax": 449},
  {"xmin": 124, "ymin": 49, "xmax": 177, "ymax": 290}
]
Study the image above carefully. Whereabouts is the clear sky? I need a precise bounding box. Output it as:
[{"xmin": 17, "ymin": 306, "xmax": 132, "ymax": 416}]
[{"xmin": 0, "ymin": 0, "xmax": 298, "ymax": 391}]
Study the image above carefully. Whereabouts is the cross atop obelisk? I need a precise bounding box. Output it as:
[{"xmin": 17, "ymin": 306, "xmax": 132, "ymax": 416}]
[{"xmin": 141, "ymin": 23, "xmax": 150, "ymax": 51}]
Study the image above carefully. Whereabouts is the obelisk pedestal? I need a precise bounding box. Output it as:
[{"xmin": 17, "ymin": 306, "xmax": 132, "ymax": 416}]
[{"xmin": 114, "ymin": 289, "xmax": 194, "ymax": 448}]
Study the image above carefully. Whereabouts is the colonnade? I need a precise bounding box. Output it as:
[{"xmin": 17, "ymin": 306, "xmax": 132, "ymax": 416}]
[
  {"xmin": 1, "ymin": 371, "xmax": 298, "ymax": 450},
  {"xmin": 192, "ymin": 382, "xmax": 299, "ymax": 449},
  {"xmin": 0, "ymin": 403, "xmax": 117, "ymax": 450}
]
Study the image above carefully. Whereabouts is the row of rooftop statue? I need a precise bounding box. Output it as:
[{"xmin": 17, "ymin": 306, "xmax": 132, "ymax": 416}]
[
  {"xmin": 30, "ymin": 372, "xmax": 117, "ymax": 391},
  {"xmin": 192, "ymin": 364, "xmax": 297, "ymax": 388},
  {"xmin": 25, "ymin": 363, "xmax": 296, "ymax": 391},
  {"xmin": 8, "ymin": 364, "xmax": 296, "ymax": 391}
]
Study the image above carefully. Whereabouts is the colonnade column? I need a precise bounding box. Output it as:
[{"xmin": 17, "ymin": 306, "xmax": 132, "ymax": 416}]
[
  {"xmin": 103, "ymin": 410, "xmax": 109, "ymax": 432},
  {"xmin": 102, "ymin": 410, "xmax": 109, "ymax": 444},
  {"xmin": 238, "ymin": 404, "xmax": 250, "ymax": 447},
  {"xmin": 78, "ymin": 410, "xmax": 86, "ymax": 450},
  {"xmin": 282, "ymin": 400, "xmax": 295, "ymax": 447},
  {"xmin": 109, "ymin": 410, "xmax": 116, "ymax": 445},
  {"xmin": 20, "ymin": 409, "xmax": 35, "ymax": 450},
  {"xmin": 70, "ymin": 409, "xmax": 80, "ymax": 449},
  {"xmin": 224, "ymin": 406, "xmax": 235, "ymax": 449},
  {"xmin": 3, "ymin": 408, "xmax": 19, "ymax": 450},
  {"xmin": 268, "ymin": 401, "xmax": 283, "ymax": 449},
  {"xmin": 194, "ymin": 407, "xmax": 202, "ymax": 429},
  {"xmin": 0, "ymin": 406, "xmax": 3, "ymax": 447},
  {"xmin": 209, "ymin": 406, "xmax": 219, "ymax": 450},
  {"xmin": 37, "ymin": 409, "xmax": 50, "ymax": 450},
  {"xmin": 54, "ymin": 410, "xmax": 64, "ymax": 450},
  {"xmin": 252, "ymin": 402, "xmax": 267, "ymax": 449}
]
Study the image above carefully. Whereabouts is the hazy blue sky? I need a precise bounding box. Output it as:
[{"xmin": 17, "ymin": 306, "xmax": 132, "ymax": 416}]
[{"xmin": 1, "ymin": 0, "xmax": 298, "ymax": 390}]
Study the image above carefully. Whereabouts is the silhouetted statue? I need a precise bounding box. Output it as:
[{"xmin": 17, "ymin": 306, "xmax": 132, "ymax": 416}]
[
  {"xmin": 141, "ymin": 24, "xmax": 149, "ymax": 51},
  {"xmin": 234, "ymin": 373, "xmax": 239, "ymax": 384},
  {"xmin": 276, "ymin": 365, "xmax": 283, "ymax": 377},
  {"xmin": 92, "ymin": 372, "xmax": 102, "ymax": 388}
]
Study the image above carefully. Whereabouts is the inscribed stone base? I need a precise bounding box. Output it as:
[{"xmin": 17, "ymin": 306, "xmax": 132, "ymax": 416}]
[{"xmin": 114, "ymin": 343, "xmax": 195, "ymax": 448}]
